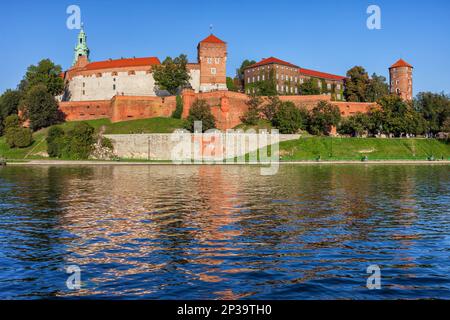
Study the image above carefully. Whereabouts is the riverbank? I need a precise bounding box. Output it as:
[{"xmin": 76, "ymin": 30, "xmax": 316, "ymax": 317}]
[{"xmin": 5, "ymin": 159, "xmax": 450, "ymax": 166}]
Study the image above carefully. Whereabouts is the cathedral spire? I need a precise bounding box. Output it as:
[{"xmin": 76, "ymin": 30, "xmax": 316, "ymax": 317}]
[{"xmin": 73, "ymin": 25, "xmax": 90, "ymax": 66}]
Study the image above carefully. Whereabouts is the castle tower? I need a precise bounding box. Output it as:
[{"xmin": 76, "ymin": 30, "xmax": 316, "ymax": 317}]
[
  {"xmin": 197, "ymin": 34, "xmax": 227, "ymax": 92},
  {"xmin": 73, "ymin": 26, "xmax": 90, "ymax": 67},
  {"xmin": 389, "ymin": 59, "xmax": 413, "ymax": 101}
]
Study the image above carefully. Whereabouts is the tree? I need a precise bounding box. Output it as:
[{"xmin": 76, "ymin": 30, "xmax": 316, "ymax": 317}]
[
  {"xmin": 0, "ymin": 89, "xmax": 22, "ymax": 118},
  {"xmin": 184, "ymin": 99, "xmax": 216, "ymax": 132},
  {"xmin": 62, "ymin": 122, "xmax": 95, "ymax": 159},
  {"xmin": 152, "ymin": 54, "xmax": 190, "ymax": 95},
  {"xmin": 308, "ymin": 101, "xmax": 341, "ymax": 135},
  {"xmin": 172, "ymin": 95, "xmax": 183, "ymax": 119},
  {"xmin": 338, "ymin": 113, "xmax": 369, "ymax": 137},
  {"xmin": 46, "ymin": 126, "xmax": 65, "ymax": 158},
  {"xmin": 272, "ymin": 101, "xmax": 307, "ymax": 134},
  {"xmin": 415, "ymin": 92, "xmax": 450, "ymax": 134},
  {"xmin": 298, "ymin": 78, "xmax": 321, "ymax": 95},
  {"xmin": 22, "ymin": 84, "xmax": 61, "ymax": 131},
  {"xmin": 20, "ymin": 59, "xmax": 64, "ymax": 96},
  {"xmin": 241, "ymin": 96, "xmax": 263, "ymax": 125},
  {"xmin": 262, "ymin": 96, "xmax": 282, "ymax": 122},
  {"xmin": 344, "ymin": 66, "xmax": 369, "ymax": 102},
  {"xmin": 226, "ymin": 77, "xmax": 238, "ymax": 92},
  {"xmin": 378, "ymin": 95, "xmax": 425, "ymax": 136},
  {"xmin": 3, "ymin": 114, "xmax": 32, "ymax": 148},
  {"xmin": 366, "ymin": 73, "xmax": 389, "ymax": 102}
]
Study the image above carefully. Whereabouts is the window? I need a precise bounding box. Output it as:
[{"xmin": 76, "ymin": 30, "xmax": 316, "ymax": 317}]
[
  {"xmin": 207, "ymin": 58, "xmax": 212, "ymax": 64},
  {"xmin": 327, "ymin": 83, "xmax": 331, "ymax": 90},
  {"xmin": 113, "ymin": 84, "xmax": 116, "ymax": 90},
  {"xmin": 337, "ymin": 93, "xmax": 341, "ymax": 100},
  {"xmin": 215, "ymin": 58, "xmax": 220, "ymax": 64},
  {"xmin": 82, "ymin": 90, "xmax": 85, "ymax": 95},
  {"xmin": 277, "ymin": 84, "xmax": 279, "ymax": 91},
  {"xmin": 252, "ymin": 77, "xmax": 255, "ymax": 82},
  {"xmin": 276, "ymin": 74, "xmax": 279, "ymax": 79},
  {"xmin": 112, "ymin": 71, "xmax": 118, "ymax": 76},
  {"xmin": 128, "ymin": 70, "xmax": 135, "ymax": 75},
  {"xmin": 295, "ymin": 87, "xmax": 298, "ymax": 94},
  {"xmin": 295, "ymin": 77, "xmax": 298, "ymax": 82},
  {"xmin": 300, "ymin": 78, "xmax": 304, "ymax": 84},
  {"xmin": 337, "ymin": 84, "xmax": 341, "ymax": 90},
  {"xmin": 257, "ymin": 75, "xmax": 260, "ymax": 81},
  {"xmin": 262, "ymin": 75, "xmax": 265, "ymax": 81},
  {"xmin": 82, "ymin": 82, "xmax": 85, "ymax": 87},
  {"xmin": 247, "ymin": 77, "xmax": 251, "ymax": 83},
  {"xmin": 281, "ymin": 75, "xmax": 284, "ymax": 80},
  {"xmin": 211, "ymin": 68, "xmax": 217, "ymax": 75}
]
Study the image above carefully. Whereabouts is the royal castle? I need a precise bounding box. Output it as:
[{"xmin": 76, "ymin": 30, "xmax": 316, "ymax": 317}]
[{"xmin": 59, "ymin": 28, "xmax": 412, "ymax": 130}]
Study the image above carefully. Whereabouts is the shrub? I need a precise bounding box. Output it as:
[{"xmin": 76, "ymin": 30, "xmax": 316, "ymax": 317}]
[
  {"xmin": 5, "ymin": 127, "xmax": 33, "ymax": 148},
  {"xmin": 61, "ymin": 122, "xmax": 95, "ymax": 159},
  {"xmin": 262, "ymin": 96, "xmax": 282, "ymax": 123},
  {"xmin": 184, "ymin": 99, "xmax": 216, "ymax": 132},
  {"xmin": 3, "ymin": 114, "xmax": 20, "ymax": 130},
  {"xmin": 338, "ymin": 113, "xmax": 369, "ymax": 137},
  {"xmin": 272, "ymin": 101, "xmax": 307, "ymax": 134},
  {"xmin": 172, "ymin": 95, "xmax": 183, "ymax": 119},
  {"xmin": 46, "ymin": 126, "xmax": 65, "ymax": 158},
  {"xmin": 101, "ymin": 137, "xmax": 114, "ymax": 150}
]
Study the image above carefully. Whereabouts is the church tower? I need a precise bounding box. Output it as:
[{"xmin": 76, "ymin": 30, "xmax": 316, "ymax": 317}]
[
  {"xmin": 197, "ymin": 34, "xmax": 227, "ymax": 92},
  {"xmin": 389, "ymin": 59, "xmax": 413, "ymax": 101},
  {"xmin": 73, "ymin": 26, "xmax": 90, "ymax": 67}
]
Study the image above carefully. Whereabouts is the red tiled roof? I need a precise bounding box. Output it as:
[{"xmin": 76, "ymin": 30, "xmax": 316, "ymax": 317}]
[
  {"xmin": 299, "ymin": 68, "xmax": 346, "ymax": 81},
  {"xmin": 390, "ymin": 59, "xmax": 413, "ymax": 69},
  {"xmin": 199, "ymin": 34, "xmax": 226, "ymax": 44},
  {"xmin": 83, "ymin": 57, "xmax": 161, "ymax": 70},
  {"xmin": 247, "ymin": 57, "xmax": 299, "ymax": 69}
]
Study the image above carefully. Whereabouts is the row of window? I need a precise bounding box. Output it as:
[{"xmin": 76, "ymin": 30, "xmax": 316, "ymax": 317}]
[
  {"xmin": 247, "ymin": 75, "xmax": 341, "ymax": 90},
  {"xmin": 206, "ymin": 57, "xmax": 221, "ymax": 65},
  {"xmin": 246, "ymin": 65, "xmax": 298, "ymax": 74},
  {"xmin": 83, "ymin": 70, "xmax": 151, "ymax": 78},
  {"xmin": 245, "ymin": 86, "xmax": 343, "ymax": 99}
]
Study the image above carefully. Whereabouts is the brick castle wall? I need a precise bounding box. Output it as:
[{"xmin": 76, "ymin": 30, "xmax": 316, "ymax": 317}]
[{"xmin": 59, "ymin": 90, "xmax": 377, "ymax": 130}]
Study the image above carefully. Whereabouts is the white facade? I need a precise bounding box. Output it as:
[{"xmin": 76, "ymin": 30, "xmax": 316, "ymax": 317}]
[
  {"xmin": 65, "ymin": 69, "xmax": 201, "ymax": 101},
  {"xmin": 199, "ymin": 83, "xmax": 228, "ymax": 93}
]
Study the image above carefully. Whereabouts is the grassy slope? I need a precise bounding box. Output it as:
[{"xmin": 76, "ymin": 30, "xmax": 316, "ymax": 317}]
[
  {"xmin": 278, "ymin": 137, "xmax": 450, "ymax": 161},
  {"xmin": 0, "ymin": 117, "xmax": 185, "ymax": 160}
]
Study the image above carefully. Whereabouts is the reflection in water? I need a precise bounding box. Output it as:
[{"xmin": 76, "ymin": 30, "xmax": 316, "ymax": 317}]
[{"xmin": 0, "ymin": 164, "xmax": 449, "ymax": 299}]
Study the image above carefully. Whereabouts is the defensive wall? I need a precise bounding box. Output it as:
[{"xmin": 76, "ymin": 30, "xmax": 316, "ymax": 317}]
[{"xmin": 59, "ymin": 90, "xmax": 377, "ymax": 130}]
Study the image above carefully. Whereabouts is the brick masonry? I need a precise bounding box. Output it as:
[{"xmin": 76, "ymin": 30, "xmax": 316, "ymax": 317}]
[{"xmin": 59, "ymin": 90, "xmax": 377, "ymax": 130}]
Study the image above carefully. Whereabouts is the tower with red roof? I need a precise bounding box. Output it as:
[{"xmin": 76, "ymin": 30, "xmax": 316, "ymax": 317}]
[
  {"xmin": 389, "ymin": 59, "xmax": 413, "ymax": 101},
  {"xmin": 197, "ymin": 34, "xmax": 228, "ymax": 92}
]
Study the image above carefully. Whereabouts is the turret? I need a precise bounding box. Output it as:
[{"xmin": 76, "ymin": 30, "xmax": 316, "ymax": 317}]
[{"xmin": 389, "ymin": 59, "xmax": 413, "ymax": 101}]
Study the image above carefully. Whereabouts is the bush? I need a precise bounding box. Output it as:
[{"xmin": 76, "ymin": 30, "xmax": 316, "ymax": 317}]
[
  {"xmin": 46, "ymin": 126, "xmax": 65, "ymax": 158},
  {"xmin": 338, "ymin": 113, "xmax": 369, "ymax": 137},
  {"xmin": 184, "ymin": 99, "xmax": 216, "ymax": 132},
  {"xmin": 61, "ymin": 122, "xmax": 95, "ymax": 159},
  {"xmin": 272, "ymin": 101, "xmax": 307, "ymax": 134},
  {"xmin": 262, "ymin": 96, "xmax": 282, "ymax": 123},
  {"xmin": 172, "ymin": 95, "xmax": 184, "ymax": 119},
  {"xmin": 3, "ymin": 114, "xmax": 20, "ymax": 130},
  {"xmin": 5, "ymin": 127, "xmax": 33, "ymax": 148}
]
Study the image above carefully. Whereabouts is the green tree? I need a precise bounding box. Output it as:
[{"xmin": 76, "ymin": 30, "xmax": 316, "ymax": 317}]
[
  {"xmin": 344, "ymin": 66, "xmax": 369, "ymax": 102},
  {"xmin": 338, "ymin": 113, "xmax": 369, "ymax": 137},
  {"xmin": 46, "ymin": 126, "xmax": 65, "ymax": 158},
  {"xmin": 172, "ymin": 95, "xmax": 184, "ymax": 119},
  {"xmin": 262, "ymin": 96, "xmax": 282, "ymax": 122},
  {"xmin": 308, "ymin": 101, "xmax": 342, "ymax": 135},
  {"xmin": 20, "ymin": 59, "xmax": 64, "ymax": 96},
  {"xmin": 62, "ymin": 122, "xmax": 95, "ymax": 159},
  {"xmin": 272, "ymin": 101, "xmax": 307, "ymax": 134},
  {"xmin": 415, "ymin": 92, "xmax": 450, "ymax": 134},
  {"xmin": 253, "ymin": 69, "xmax": 278, "ymax": 96},
  {"xmin": 378, "ymin": 95, "xmax": 425, "ymax": 136},
  {"xmin": 0, "ymin": 89, "xmax": 22, "ymax": 118},
  {"xmin": 241, "ymin": 96, "xmax": 263, "ymax": 125},
  {"xmin": 3, "ymin": 114, "xmax": 20, "ymax": 131},
  {"xmin": 366, "ymin": 73, "xmax": 389, "ymax": 102},
  {"xmin": 22, "ymin": 84, "xmax": 60, "ymax": 131},
  {"xmin": 226, "ymin": 77, "xmax": 238, "ymax": 92},
  {"xmin": 3, "ymin": 114, "xmax": 32, "ymax": 148},
  {"xmin": 152, "ymin": 54, "xmax": 190, "ymax": 95},
  {"xmin": 184, "ymin": 99, "xmax": 216, "ymax": 132},
  {"xmin": 298, "ymin": 78, "xmax": 321, "ymax": 95}
]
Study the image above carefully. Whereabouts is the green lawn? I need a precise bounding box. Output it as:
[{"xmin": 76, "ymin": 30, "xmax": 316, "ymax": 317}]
[
  {"xmin": 277, "ymin": 137, "xmax": 450, "ymax": 161},
  {"xmin": 0, "ymin": 117, "xmax": 185, "ymax": 160}
]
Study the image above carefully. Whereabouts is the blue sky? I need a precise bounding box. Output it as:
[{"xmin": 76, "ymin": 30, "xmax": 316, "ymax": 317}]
[{"xmin": 1, "ymin": 0, "xmax": 449, "ymax": 95}]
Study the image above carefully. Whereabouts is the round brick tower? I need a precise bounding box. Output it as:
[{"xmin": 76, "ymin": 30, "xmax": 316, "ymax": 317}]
[{"xmin": 389, "ymin": 59, "xmax": 413, "ymax": 101}]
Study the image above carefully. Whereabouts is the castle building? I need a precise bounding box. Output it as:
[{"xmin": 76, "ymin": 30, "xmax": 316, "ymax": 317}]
[
  {"xmin": 389, "ymin": 59, "xmax": 413, "ymax": 101},
  {"xmin": 244, "ymin": 57, "xmax": 346, "ymax": 100},
  {"xmin": 61, "ymin": 28, "xmax": 227, "ymax": 102}
]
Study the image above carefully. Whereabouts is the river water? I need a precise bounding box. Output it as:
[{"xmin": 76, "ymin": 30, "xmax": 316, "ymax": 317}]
[{"xmin": 0, "ymin": 164, "xmax": 449, "ymax": 299}]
